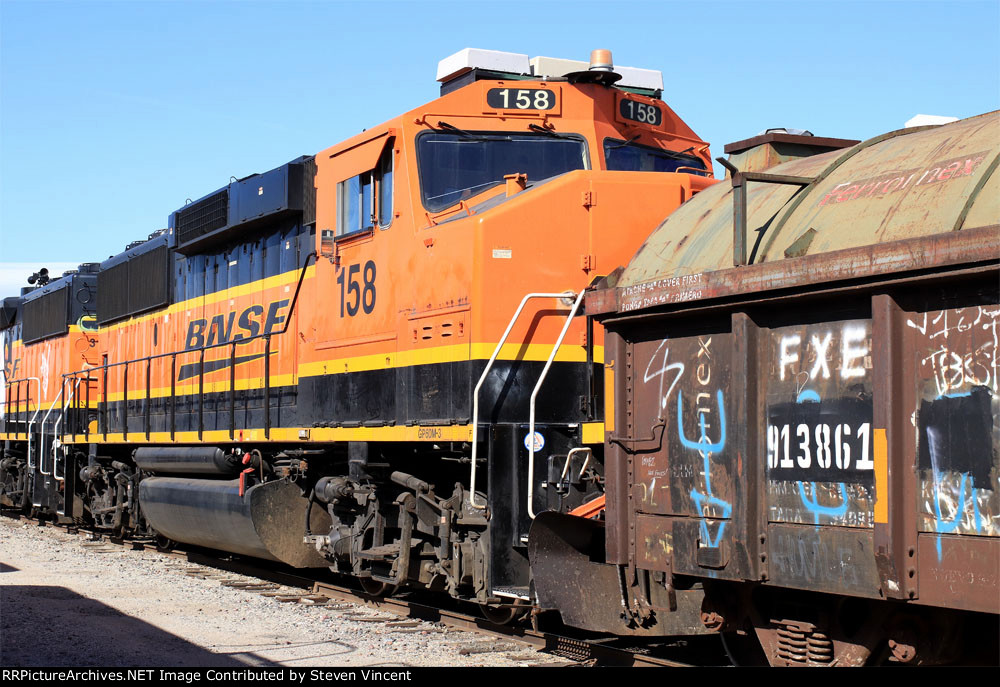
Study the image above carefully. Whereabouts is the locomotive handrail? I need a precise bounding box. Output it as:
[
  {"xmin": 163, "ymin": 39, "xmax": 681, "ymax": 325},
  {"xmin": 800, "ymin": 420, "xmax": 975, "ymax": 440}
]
[
  {"xmin": 6, "ymin": 377, "xmax": 42, "ymax": 468},
  {"xmin": 53, "ymin": 375, "xmax": 88, "ymax": 481},
  {"xmin": 60, "ymin": 253, "xmax": 316, "ymax": 439},
  {"xmin": 559, "ymin": 447, "xmax": 592, "ymax": 486},
  {"xmin": 37, "ymin": 383, "xmax": 68, "ymax": 476},
  {"xmin": 468, "ymin": 290, "xmax": 579, "ymax": 510},
  {"xmin": 2, "ymin": 376, "xmax": 37, "ymax": 437},
  {"xmin": 527, "ymin": 289, "xmax": 585, "ymax": 519}
]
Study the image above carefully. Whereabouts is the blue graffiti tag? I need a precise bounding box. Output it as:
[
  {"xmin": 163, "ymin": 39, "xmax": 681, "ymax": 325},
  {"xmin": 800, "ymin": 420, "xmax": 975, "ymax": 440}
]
[
  {"xmin": 797, "ymin": 482, "xmax": 850, "ymax": 524},
  {"xmin": 932, "ymin": 473, "xmax": 979, "ymax": 560},
  {"xmin": 794, "ymin": 387, "xmax": 850, "ymax": 525},
  {"xmin": 925, "ymin": 402, "xmax": 984, "ymax": 560},
  {"xmin": 677, "ymin": 389, "xmax": 731, "ymax": 548},
  {"xmin": 796, "ymin": 389, "xmax": 821, "ymax": 403}
]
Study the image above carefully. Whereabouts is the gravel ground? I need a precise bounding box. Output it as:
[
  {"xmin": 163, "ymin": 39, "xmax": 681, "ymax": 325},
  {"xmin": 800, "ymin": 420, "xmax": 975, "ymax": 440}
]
[{"xmin": 0, "ymin": 516, "xmax": 559, "ymax": 668}]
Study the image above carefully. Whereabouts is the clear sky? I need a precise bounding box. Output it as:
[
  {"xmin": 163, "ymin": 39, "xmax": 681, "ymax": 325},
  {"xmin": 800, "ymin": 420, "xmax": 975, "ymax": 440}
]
[{"xmin": 1, "ymin": 0, "xmax": 998, "ymax": 295}]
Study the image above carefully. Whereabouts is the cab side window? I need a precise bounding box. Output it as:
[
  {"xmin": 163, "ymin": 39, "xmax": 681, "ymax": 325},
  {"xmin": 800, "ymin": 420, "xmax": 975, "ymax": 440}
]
[{"xmin": 337, "ymin": 144, "xmax": 393, "ymax": 237}]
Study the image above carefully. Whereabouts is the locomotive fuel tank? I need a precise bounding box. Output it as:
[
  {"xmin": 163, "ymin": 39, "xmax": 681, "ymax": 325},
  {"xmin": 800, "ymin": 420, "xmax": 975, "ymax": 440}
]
[{"xmin": 139, "ymin": 476, "xmax": 330, "ymax": 567}]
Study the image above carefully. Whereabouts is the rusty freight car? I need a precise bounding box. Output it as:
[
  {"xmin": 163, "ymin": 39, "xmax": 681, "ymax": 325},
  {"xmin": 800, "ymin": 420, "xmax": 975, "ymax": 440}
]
[{"xmin": 531, "ymin": 112, "xmax": 999, "ymax": 666}]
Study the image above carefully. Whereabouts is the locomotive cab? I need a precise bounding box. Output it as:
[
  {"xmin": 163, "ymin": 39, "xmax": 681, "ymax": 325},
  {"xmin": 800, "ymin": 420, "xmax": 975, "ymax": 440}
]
[{"xmin": 299, "ymin": 49, "xmax": 715, "ymax": 600}]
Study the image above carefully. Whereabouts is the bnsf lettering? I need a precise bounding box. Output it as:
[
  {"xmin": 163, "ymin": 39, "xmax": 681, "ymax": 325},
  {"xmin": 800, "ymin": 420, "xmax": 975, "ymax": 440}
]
[{"xmin": 184, "ymin": 299, "xmax": 289, "ymax": 350}]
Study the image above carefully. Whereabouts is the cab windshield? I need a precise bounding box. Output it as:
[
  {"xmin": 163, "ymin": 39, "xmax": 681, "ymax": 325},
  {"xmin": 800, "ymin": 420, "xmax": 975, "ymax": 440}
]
[
  {"xmin": 417, "ymin": 131, "xmax": 587, "ymax": 212},
  {"xmin": 604, "ymin": 138, "xmax": 707, "ymax": 174}
]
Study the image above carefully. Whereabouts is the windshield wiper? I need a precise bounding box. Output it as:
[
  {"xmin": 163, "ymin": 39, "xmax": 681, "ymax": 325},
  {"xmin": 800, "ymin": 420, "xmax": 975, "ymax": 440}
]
[
  {"xmin": 435, "ymin": 121, "xmax": 490, "ymax": 141},
  {"xmin": 527, "ymin": 123, "xmax": 574, "ymax": 139},
  {"xmin": 606, "ymin": 134, "xmax": 642, "ymax": 150}
]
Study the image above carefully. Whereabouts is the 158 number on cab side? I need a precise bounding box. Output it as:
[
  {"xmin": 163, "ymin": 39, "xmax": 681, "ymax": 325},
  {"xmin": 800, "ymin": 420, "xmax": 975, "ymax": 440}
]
[{"xmin": 337, "ymin": 260, "xmax": 376, "ymax": 317}]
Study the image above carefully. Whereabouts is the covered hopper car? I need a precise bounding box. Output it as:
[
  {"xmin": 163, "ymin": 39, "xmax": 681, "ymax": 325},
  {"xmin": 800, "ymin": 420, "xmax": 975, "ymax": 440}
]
[{"xmin": 531, "ymin": 111, "xmax": 1000, "ymax": 665}]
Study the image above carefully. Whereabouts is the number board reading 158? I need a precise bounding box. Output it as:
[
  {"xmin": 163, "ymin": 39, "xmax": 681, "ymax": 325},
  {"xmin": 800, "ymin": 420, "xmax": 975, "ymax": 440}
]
[
  {"xmin": 619, "ymin": 98, "xmax": 662, "ymax": 126},
  {"xmin": 486, "ymin": 88, "xmax": 557, "ymax": 111}
]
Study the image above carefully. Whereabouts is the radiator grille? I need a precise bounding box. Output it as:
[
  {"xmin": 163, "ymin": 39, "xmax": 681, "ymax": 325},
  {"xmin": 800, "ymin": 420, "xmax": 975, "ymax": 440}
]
[
  {"xmin": 97, "ymin": 245, "xmax": 170, "ymax": 325},
  {"xmin": 176, "ymin": 189, "xmax": 228, "ymax": 247},
  {"xmin": 128, "ymin": 245, "xmax": 170, "ymax": 314},
  {"xmin": 23, "ymin": 287, "xmax": 69, "ymax": 343},
  {"xmin": 97, "ymin": 261, "xmax": 129, "ymax": 324}
]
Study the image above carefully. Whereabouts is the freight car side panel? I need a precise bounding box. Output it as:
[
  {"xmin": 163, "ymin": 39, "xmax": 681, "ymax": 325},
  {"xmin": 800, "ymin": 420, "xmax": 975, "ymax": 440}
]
[
  {"xmin": 912, "ymin": 303, "xmax": 1000, "ymax": 542},
  {"xmin": 603, "ymin": 269, "xmax": 999, "ymax": 609},
  {"xmin": 764, "ymin": 319, "xmax": 875, "ymax": 528},
  {"xmin": 625, "ymin": 326, "xmax": 748, "ymax": 578}
]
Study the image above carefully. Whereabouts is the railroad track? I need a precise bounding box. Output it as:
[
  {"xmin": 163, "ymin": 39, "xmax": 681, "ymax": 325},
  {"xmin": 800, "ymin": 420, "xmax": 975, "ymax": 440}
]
[{"xmin": 5, "ymin": 512, "xmax": 725, "ymax": 667}]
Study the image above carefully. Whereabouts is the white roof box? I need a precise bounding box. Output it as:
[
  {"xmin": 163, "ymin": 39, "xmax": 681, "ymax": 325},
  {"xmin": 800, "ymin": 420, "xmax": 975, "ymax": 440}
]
[
  {"xmin": 437, "ymin": 48, "xmax": 663, "ymax": 92},
  {"xmin": 437, "ymin": 49, "xmax": 530, "ymax": 83},
  {"xmin": 905, "ymin": 114, "xmax": 959, "ymax": 128},
  {"xmin": 530, "ymin": 55, "xmax": 663, "ymax": 91}
]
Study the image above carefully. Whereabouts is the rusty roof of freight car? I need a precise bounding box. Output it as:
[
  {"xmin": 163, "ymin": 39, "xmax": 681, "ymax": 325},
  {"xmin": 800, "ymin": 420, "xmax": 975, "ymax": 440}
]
[{"xmin": 619, "ymin": 111, "xmax": 999, "ymax": 288}]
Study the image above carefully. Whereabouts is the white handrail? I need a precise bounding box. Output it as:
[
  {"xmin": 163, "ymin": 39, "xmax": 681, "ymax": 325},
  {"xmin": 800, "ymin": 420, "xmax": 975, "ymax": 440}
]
[
  {"xmin": 38, "ymin": 384, "xmax": 67, "ymax": 476},
  {"xmin": 52, "ymin": 377, "xmax": 84, "ymax": 481},
  {"xmin": 469, "ymin": 291, "xmax": 577, "ymax": 510},
  {"xmin": 527, "ymin": 289, "xmax": 586, "ymax": 518},
  {"xmin": 559, "ymin": 447, "xmax": 593, "ymax": 485}
]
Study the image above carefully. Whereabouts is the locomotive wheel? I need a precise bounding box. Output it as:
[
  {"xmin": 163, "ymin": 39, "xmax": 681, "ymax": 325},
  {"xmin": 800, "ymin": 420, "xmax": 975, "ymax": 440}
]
[
  {"xmin": 358, "ymin": 577, "xmax": 397, "ymax": 598},
  {"xmin": 155, "ymin": 534, "xmax": 177, "ymax": 552},
  {"xmin": 478, "ymin": 601, "xmax": 529, "ymax": 625}
]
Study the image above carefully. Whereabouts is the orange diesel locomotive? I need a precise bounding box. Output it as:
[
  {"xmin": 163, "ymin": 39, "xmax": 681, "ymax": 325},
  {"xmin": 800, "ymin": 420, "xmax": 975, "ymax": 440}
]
[{"xmin": 1, "ymin": 49, "xmax": 714, "ymax": 608}]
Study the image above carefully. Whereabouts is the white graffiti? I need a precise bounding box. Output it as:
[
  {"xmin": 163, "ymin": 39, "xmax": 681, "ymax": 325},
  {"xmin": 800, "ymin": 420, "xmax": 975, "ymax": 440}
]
[
  {"xmin": 920, "ymin": 343, "xmax": 999, "ymax": 395},
  {"xmin": 644, "ymin": 339, "xmax": 685, "ymax": 412},
  {"xmin": 906, "ymin": 305, "xmax": 1000, "ymax": 340},
  {"xmin": 911, "ymin": 306, "xmax": 1000, "ymax": 395}
]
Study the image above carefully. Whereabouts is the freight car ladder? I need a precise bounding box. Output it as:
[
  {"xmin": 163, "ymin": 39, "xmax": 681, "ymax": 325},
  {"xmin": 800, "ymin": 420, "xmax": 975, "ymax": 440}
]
[{"xmin": 469, "ymin": 290, "xmax": 586, "ymax": 516}]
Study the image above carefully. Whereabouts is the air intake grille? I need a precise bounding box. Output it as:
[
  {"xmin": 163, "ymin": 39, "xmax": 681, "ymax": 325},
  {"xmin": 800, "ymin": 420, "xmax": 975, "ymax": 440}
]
[
  {"xmin": 23, "ymin": 287, "xmax": 69, "ymax": 344},
  {"xmin": 128, "ymin": 245, "xmax": 170, "ymax": 315},
  {"xmin": 97, "ymin": 245, "xmax": 170, "ymax": 325},
  {"xmin": 97, "ymin": 262, "xmax": 129, "ymax": 324},
  {"xmin": 176, "ymin": 189, "xmax": 228, "ymax": 247}
]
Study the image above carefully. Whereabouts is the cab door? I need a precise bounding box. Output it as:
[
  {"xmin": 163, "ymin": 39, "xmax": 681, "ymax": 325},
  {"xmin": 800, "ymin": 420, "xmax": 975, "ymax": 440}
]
[{"xmin": 312, "ymin": 131, "xmax": 398, "ymax": 425}]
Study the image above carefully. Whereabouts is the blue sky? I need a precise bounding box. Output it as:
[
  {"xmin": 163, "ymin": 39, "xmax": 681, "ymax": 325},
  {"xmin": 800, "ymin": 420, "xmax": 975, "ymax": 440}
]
[{"xmin": 1, "ymin": 0, "xmax": 998, "ymax": 293}]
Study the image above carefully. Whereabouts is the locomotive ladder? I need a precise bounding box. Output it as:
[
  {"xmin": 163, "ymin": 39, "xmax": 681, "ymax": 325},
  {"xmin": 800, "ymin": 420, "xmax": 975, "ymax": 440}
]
[
  {"xmin": 5, "ymin": 377, "xmax": 42, "ymax": 487},
  {"xmin": 52, "ymin": 375, "xmax": 92, "ymax": 480},
  {"xmin": 3, "ymin": 376, "xmax": 41, "ymax": 459},
  {"xmin": 468, "ymin": 289, "xmax": 586, "ymax": 514}
]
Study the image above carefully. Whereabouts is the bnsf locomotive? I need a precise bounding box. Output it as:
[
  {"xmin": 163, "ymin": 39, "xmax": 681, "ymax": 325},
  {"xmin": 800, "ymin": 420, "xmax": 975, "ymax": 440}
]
[{"xmin": 1, "ymin": 50, "xmax": 714, "ymax": 608}]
